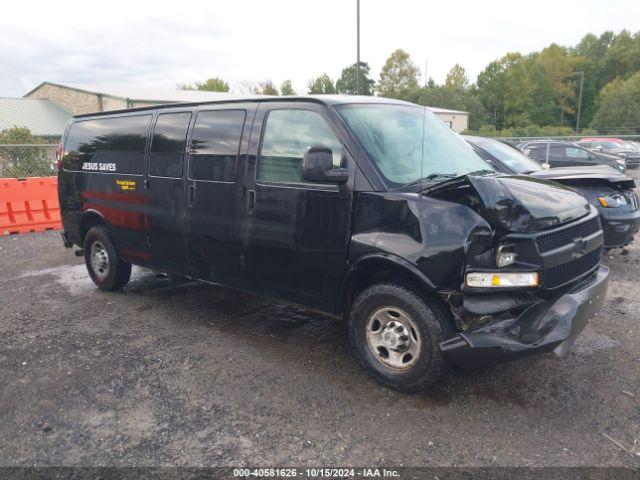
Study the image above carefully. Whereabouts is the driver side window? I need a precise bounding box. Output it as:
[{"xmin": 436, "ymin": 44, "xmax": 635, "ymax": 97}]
[{"xmin": 258, "ymin": 109, "xmax": 342, "ymax": 183}]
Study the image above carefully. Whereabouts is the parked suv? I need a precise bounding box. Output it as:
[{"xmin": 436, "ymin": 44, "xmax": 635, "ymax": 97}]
[
  {"xmin": 466, "ymin": 136, "xmax": 640, "ymax": 249},
  {"xmin": 58, "ymin": 96, "xmax": 609, "ymax": 391},
  {"xmin": 518, "ymin": 140, "xmax": 626, "ymax": 172},
  {"xmin": 578, "ymin": 138, "xmax": 640, "ymax": 169}
]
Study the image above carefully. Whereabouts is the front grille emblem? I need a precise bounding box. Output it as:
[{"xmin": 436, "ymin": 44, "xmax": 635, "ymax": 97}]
[{"xmin": 571, "ymin": 237, "xmax": 588, "ymax": 259}]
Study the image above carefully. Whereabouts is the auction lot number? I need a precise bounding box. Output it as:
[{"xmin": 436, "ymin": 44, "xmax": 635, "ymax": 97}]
[{"xmin": 234, "ymin": 468, "xmax": 399, "ymax": 478}]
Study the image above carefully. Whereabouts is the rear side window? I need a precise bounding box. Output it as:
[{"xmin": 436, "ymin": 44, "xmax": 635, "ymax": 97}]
[
  {"xmin": 526, "ymin": 146, "xmax": 546, "ymax": 160},
  {"xmin": 550, "ymin": 146, "xmax": 564, "ymax": 158},
  {"xmin": 63, "ymin": 115, "xmax": 152, "ymax": 174},
  {"xmin": 149, "ymin": 112, "xmax": 191, "ymax": 178},
  {"xmin": 258, "ymin": 109, "xmax": 342, "ymax": 183},
  {"xmin": 189, "ymin": 110, "xmax": 246, "ymax": 182}
]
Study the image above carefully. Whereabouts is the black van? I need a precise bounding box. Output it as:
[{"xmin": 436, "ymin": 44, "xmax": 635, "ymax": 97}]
[{"xmin": 58, "ymin": 96, "xmax": 609, "ymax": 392}]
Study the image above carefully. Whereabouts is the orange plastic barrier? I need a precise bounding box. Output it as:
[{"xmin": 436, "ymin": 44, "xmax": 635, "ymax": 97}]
[{"xmin": 0, "ymin": 177, "xmax": 61, "ymax": 235}]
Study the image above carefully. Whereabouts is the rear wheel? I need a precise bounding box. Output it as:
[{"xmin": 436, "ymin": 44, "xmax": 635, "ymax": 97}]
[
  {"xmin": 83, "ymin": 226, "xmax": 131, "ymax": 291},
  {"xmin": 349, "ymin": 283, "xmax": 453, "ymax": 392}
]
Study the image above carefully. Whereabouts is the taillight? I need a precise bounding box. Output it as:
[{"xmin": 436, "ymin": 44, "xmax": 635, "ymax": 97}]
[{"xmin": 55, "ymin": 142, "xmax": 63, "ymax": 170}]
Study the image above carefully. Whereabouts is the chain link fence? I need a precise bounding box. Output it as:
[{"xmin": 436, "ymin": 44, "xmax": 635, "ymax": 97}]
[
  {"xmin": 496, "ymin": 134, "xmax": 640, "ymax": 145},
  {"xmin": 0, "ymin": 144, "xmax": 58, "ymax": 178}
]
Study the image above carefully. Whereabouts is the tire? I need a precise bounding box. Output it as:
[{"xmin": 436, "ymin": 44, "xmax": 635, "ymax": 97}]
[
  {"xmin": 349, "ymin": 283, "xmax": 454, "ymax": 392},
  {"xmin": 83, "ymin": 226, "xmax": 131, "ymax": 291}
]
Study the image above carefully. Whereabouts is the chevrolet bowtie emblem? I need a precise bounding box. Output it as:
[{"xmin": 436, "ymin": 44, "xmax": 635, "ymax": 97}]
[{"xmin": 572, "ymin": 237, "xmax": 588, "ymax": 259}]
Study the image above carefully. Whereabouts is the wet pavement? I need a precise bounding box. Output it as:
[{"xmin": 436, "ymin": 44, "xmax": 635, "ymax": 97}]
[{"xmin": 1, "ymin": 231, "xmax": 639, "ymax": 467}]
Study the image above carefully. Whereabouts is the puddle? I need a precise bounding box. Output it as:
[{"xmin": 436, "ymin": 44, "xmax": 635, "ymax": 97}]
[{"xmin": 19, "ymin": 264, "xmax": 151, "ymax": 296}]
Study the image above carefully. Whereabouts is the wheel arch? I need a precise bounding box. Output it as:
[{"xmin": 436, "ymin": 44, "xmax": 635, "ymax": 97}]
[
  {"xmin": 337, "ymin": 253, "xmax": 438, "ymax": 319},
  {"xmin": 80, "ymin": 209, "xmax": 107, "ymax": 242}
]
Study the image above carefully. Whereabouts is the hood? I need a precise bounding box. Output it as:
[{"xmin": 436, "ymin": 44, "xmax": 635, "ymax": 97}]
[
  {"xmin": 529, "ymin": 165, "xmax": 634, "ymax": 188},
  {"xmin": 604, "ymin": 148, "xmax": 631, "ymax": 156},
  {"xmin": 424, "ymin": 174, "xmax": 591, "ymax": 233},
  {"xmin": 598, "ymin": 151, "xmax": 628, "ymax": 161}
]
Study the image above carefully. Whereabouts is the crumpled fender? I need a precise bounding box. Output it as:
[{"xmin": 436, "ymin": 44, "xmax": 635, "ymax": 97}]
[
  {"xmin": 348, "ymin": 192, "xmax": 494, "ymax": 291},
  {"xmin": 425, "ymin": 174, "xmax": 591, "ymax": 233}
]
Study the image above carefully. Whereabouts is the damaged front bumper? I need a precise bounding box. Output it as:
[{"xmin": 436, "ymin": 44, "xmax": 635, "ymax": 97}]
[
  {"xmin": 440, "ymin": 265, "xmax": 609, "ymax": 368},
  {"xmin": 601, "ymin": 209, "xmax": 640, "ymax": 249}
]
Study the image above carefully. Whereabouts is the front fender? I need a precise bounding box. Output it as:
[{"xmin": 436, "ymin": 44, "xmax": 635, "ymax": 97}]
[
  {"xmin": 335, "ymin": 252, "xmax": 438, "ymax": 316},
  {"xmin": 349, "ymin": 192, "xmax": 493, "ymax": 291}
]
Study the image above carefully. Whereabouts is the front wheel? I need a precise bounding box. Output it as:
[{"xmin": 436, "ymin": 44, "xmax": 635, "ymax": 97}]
[
  {"xmin": 349, "ymin": 284, "xmax": 453, "ymax": 392},
  {"xmin": 83, "ymin": 226, "xmax": 131, "ymax": 291}
]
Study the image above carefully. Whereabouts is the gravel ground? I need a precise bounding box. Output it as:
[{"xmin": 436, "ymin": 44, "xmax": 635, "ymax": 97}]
[{"xmin": 0, "ymin": 231, "xmax": 639, "ymax": 468}]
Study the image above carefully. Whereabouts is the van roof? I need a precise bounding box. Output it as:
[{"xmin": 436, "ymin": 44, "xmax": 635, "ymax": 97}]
[{"xmin": 73, "ymin": 95, "xmax": 413, "ymax": 118}]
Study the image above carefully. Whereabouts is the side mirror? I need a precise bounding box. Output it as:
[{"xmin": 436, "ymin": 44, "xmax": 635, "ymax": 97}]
[
  {"xmin": 302, "ymin": 147, "xmax": 349, "ymax": 184},
  {"xmin": 542, "ymin": 163, "xmax": 551, "ymax": 170},
  {"xmin": 594, "ymin": 145, "xmax": 603, "ymax": 152}
]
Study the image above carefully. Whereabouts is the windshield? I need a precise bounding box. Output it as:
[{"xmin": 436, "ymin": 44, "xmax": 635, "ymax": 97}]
[
  {"xmin": 477, "ymin": 139, "xmax": 542, "ymax": 173},
  {"xmin": 335, "ymin": 104, "xmax": 492, "ymax": 185}
]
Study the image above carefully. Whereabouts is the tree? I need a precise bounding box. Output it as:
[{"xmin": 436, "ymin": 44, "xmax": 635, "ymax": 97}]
[
  {"xmin": 591, "ymin": 71, "xmax": 640, "ymax": 131},
  {"xmin": 307, "ymin": 74, "xmax": 336, "ymax": 94},
  {"xmin": 413, "ymin": 85, "xmax": 488, "ymax": 131},
  {"xmin": 0, "ymin": 126, "xmax": 44, "ymax": 144},
  {"xmin": 378, "ymin": 49, "xmax": 420, "ymax": 98},
  {"xmin": 0, "ymin": 127, "xmax": 50, "ymax": 177},
  {"xmin": 445, "ymin": 64, "xmax": 469, "ymax": 90},
  {"xmin": 180, "ymin": 77, "xmax": 230, "ymax": 92},
  {"xmin": 280, "ymin": 80, "xmax": 295, "ymax": 95},
  {"xmin": 537, "ymin": 44, "xmax": 577, "ymax": 126},
  {"xmin": 469, "ymin": 29, "xmax": 640, "ymax": 132},
  {"xmin": 476, "ymin": 53, "xmax": 525, "ymax": 128},
  {"xmin": 257, "ymin": 80, "xmax": 279, "ymax": 95},
  {"xmin": 336, "ymin": 62, "xmax": 375, "ymax": 95},
  {"xmin": 525, "ymin": 59, "xmax": 557, "ymax": 126},
  {"xmin": 603, "ymin": 30, "xmax": 640, "ymax": 83}
]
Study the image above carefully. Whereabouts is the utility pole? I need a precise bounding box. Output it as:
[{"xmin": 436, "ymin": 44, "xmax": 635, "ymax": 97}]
[
  {"xmin": 424, "ymin": 61, "xmax": 428, "ymax": 88},
  {"xmin": 356, "ymin": 0, "xmax": 361, "ymax": 95},
  {"xmin": 574, "ymin": 71, "xmax": 584, "ymax": 133}
]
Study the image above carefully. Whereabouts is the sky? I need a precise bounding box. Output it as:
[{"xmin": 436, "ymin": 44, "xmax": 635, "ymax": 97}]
[{"xmin": 1, "ymin": 0, "xmax": 639, "ymax": 97}]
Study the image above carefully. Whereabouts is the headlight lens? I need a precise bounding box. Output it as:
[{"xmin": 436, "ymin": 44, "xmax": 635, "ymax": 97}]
[
  {"xmin": 466, "ymin": 272, "xmax": 539, "ymax": 288},
  {"xmin": 598, "ymin": 194, "xmax": 627, "ymax": 208},
  {"xmin": 496, "ymin": 244, "xmax": 517, "ymax": 267}
]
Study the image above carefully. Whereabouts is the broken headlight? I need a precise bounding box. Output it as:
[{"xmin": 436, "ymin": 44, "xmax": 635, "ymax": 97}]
[{"xmin": 496, "ymin": 244, "xmax": 517, "ymax": 268}]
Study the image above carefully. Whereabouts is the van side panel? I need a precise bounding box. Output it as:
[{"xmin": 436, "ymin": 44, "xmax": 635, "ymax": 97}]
[
  {"xmin": 241, "ymin": 103, "xmax": 354, "ymax": 312},
  {"xmin": 143, "ymin": 111, "xmax": 193, "ymax": 274},
  {"xmin": 185, "ymin": 105, "xmax": 257, "ymax": 285},
  {"xmin": 59, "ymin": 113, "xmax": 153, "ymax": 263}
]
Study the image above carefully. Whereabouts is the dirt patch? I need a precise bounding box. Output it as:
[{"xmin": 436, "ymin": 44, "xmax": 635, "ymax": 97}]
[{"xmin": 1, "ymin": 231, "xmax": 639, "ymax": 467}]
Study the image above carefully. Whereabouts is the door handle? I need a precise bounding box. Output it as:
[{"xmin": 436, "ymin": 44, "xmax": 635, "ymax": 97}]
[
  {"xmin": 188, "ymin": 184, "xmax": 196, "ymax": 206},
  {"xmin": 247, "ymin": 189, "xmax": 255, "ymax": 215}
]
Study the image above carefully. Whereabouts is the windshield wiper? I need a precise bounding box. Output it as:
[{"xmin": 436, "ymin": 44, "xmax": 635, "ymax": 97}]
[
  {"xmin": 466, "ymin": 169, "xmax": 495, "ymax": 176},
  {"xmin": 400, "ymin": 169, "xmax": 495, "ymax": 190},
  {"xmin": 402, "ymin": 173, "xmax": 458, "ymax": 187}
]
